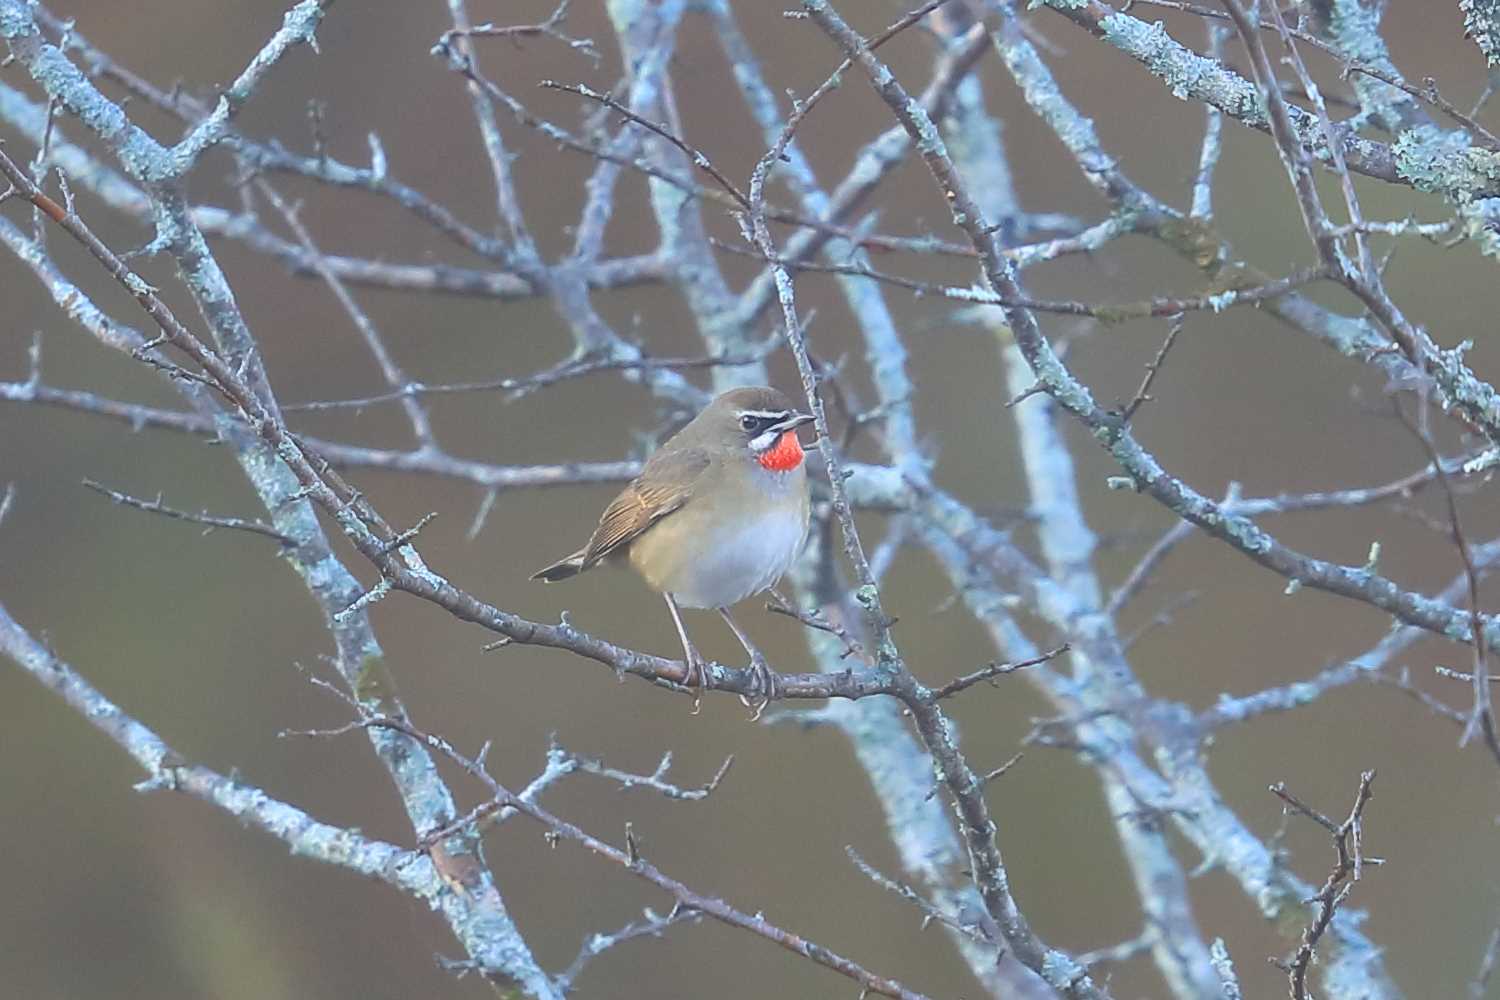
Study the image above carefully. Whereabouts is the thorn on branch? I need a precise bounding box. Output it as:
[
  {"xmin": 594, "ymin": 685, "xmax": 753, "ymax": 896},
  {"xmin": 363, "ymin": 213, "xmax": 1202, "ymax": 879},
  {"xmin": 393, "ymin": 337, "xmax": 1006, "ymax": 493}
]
[{"xmin": 1005, "ymin": 382, "xmax": 1046, "ymax": 408}]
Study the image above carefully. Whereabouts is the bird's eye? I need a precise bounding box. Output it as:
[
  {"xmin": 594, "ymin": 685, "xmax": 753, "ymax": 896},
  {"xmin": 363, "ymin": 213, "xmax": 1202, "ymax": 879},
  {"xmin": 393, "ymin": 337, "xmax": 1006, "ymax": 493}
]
[{"xmin": 740, "ymin": 415, "xmax": 757, "ymax": 432}]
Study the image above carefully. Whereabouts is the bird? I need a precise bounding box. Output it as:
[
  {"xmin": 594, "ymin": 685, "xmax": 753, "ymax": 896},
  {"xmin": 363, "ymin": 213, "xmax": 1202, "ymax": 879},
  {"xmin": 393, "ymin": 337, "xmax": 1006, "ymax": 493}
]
[{"xmin": 532, "ymin": 386, "xmax": 815, "ymax": 714}]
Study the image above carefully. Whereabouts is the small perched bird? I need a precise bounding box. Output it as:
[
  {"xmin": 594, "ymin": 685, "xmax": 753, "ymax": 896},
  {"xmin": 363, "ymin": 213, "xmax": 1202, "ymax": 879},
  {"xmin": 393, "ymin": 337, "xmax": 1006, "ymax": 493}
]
[{"xmin": 532, "ymin": 386, "xmax": 815, "ymax": 712}]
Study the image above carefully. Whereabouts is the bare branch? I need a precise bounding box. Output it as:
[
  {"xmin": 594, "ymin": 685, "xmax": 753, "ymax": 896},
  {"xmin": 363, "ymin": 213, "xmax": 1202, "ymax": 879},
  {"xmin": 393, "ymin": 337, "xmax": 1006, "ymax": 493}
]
[
  {"xmin": 82, "ymin": 478, "xmax": 298, "ymax": 547},
  {"xmin": 1269, "ymin": 772, "xmax": 1379, "ymax": 1000},
  {"xmin": 337, "ymin": 714, "xmax": 934, "ymax": 999},
  {"xmin": 557, "ymin": 905, "xmax": 700, "ymax": 993},
  {"xmin": 438, "ymin": 0, "xmax": 599, "ymax": 63},
  {"xmin": 930, "ymin": 645, "xmax": 1067, "ymax": 701}
]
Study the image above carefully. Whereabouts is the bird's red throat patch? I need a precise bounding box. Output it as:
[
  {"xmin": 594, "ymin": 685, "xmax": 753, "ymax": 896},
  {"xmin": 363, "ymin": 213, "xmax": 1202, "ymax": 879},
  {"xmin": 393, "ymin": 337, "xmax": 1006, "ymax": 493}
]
[{"xmin": 758, "ymin": 431, "xmax": 805, "ymax": 472}]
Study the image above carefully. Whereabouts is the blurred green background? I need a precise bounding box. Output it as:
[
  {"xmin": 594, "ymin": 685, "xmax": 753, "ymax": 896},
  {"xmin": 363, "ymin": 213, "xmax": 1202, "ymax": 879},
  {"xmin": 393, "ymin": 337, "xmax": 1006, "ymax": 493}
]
[{"xmin": 3, "ymin": 2, "xmax": 1499, "ymax": 998}]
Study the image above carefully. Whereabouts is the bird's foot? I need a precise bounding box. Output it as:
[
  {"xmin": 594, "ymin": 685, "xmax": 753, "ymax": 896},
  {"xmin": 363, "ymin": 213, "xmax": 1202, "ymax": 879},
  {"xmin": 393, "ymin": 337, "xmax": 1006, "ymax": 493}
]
[
  {"xmin": 685, "ymin": 647, "xmax": 710, "ymax": 715},
  {"xmin": 739, "ymin": 652, "xmax": 780, "ymax": 722}
]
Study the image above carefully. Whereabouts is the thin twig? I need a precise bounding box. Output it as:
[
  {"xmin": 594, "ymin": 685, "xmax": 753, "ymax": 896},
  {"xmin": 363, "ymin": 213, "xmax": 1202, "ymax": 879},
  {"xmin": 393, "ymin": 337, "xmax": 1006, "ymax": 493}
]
[
  {"xmin": 325, "ymin": 714, "xmax": 931, "ymax": 999},
  {"xmin": 557, "ymin": 746, "xmax": 735, "ymax": 802},
  {"xmin": 1268, "ymin": 771, "xmax": 1378, "ymax": 1000},
  {"xmin": 438, "ymin": 0, "xmax": 600, "ymax": 63},
  {"xmin": 766, "ymin": 589, "xmax": 865, "ymax": 660},
  {"xmin": 557, "ymin": 904, "xmax": 700, "ymax": 993},
  {"xmin": 542, "ymin": 80, "xmax": 749, "ymax": 209},
  {"xmin": 846, "ymin": 846, "xmax": 996, "ymax": 946},
  {"xmin": 930, "ymin": 645, "xmax": 1067, "ymax": 700},
  {"xmin": 1393, "ymin": 400, "xmax": 1500, "ymax": 766},
  {"xmin": 1120, "ymin": 315, "xmax": 1185, "ymax": 424},
  {"xmin": 282, "ymin": 347, "xmax": 773, "ymax": 413},
  {"xmin": 82, "ymin": 478, "xmax": 298, "ymax": 546}
]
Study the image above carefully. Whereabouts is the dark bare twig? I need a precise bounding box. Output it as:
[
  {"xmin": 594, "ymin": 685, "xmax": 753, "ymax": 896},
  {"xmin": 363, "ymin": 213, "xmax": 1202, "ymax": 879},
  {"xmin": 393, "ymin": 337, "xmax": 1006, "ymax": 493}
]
[
  {"xmin": 319, "ymin": 713, "xmax": 932, "ymax": 999},
  {"xmin": 930, "ymin": 645, "xmax": 1067, "ymax": 700},
  {"xmin": 1106, "ymin": 519, "xmax": 1197, "ymax": 616},
  {"xmin": 846, "ymin": 847, "xmax": 996, "ymax": 946},
  {"xmin": 766, "ymin": 589, "xmax": 865, "ymax": 660},
  {"xmin": 557, "ymin": 904, "xmax": 700, "ymax": 994},
  {"xmin": 254, "ymin": 178, "xmax": 437, "ymax": 448},
  {"xmin": 82, "ymin": 478, "xmax": 297, "ymax": 547},
  {"xmin": 1269, "ymin": 771, "xmax": 1378, "ymax": 1000},
  {"xmin": 556, "ymin": 746, "xmax": 735, "ymax": 802},
  {"xmin": 282, "ymin": 347, "xmax": 774, "ymax": 413},
  {"xmin": 716, "ymin": 237, "xmax": 1327, "ymax": 320},
  {"xmin": 543, "ymin": 80, "xmax": 749, "ymax": 209},
  {"xmin": 1392, "ymin": 400, "xmax": 1500, "ymax": 766},
  {"xmin": 1120, "ymin": 315, "xmax": 1185, "ymax": 424},
  {"xmin": 438, "ymin": 0, "xmax": 599, "ymax": 63}
]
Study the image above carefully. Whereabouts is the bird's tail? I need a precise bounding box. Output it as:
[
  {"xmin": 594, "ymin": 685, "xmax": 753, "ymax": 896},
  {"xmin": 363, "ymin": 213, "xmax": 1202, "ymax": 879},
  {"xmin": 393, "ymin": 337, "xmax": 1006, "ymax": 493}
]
[{"xmin": 530, "ymin": 548, "xmax": 589, "ymax": 582}]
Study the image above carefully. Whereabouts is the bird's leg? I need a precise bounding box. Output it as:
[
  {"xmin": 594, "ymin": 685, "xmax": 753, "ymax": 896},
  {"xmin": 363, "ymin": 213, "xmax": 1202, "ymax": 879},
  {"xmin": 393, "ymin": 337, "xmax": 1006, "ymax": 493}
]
[
  {"xmin": 663, "ymin": 593, "xmax": 708, "ymax": 714},
  {"xmin": 718, "ymin": 607, "xmax": 779, "ymax": 721}
]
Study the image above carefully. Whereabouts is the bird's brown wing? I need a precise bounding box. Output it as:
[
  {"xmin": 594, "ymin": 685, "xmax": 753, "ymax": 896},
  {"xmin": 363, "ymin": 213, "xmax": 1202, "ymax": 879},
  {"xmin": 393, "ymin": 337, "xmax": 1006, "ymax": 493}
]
[{"xmin": 579, "ymin": 446, "xmax": 712, "ymax": 567}]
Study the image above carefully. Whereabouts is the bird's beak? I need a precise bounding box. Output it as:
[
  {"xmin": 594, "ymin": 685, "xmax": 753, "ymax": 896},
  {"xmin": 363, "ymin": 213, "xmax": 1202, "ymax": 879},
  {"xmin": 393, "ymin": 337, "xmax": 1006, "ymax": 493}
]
[{"xmin": 774, "ymin": 412, "xmax": 816, "ymax": 435}]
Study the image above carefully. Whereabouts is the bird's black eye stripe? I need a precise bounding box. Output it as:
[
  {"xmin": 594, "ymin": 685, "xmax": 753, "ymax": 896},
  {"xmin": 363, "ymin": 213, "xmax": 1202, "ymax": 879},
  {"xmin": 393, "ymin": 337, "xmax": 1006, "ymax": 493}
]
[{"xmin": 738, "ymin": 411, "xmax": 787, "ymax": 434}]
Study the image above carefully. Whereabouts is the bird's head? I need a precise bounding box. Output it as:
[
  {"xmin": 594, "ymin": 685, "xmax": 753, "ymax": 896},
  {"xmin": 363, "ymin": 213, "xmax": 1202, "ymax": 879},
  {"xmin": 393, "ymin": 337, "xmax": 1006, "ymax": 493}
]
[{"xmin": 700, "ymin": 386, "xmax": 815, "ymax": 472}]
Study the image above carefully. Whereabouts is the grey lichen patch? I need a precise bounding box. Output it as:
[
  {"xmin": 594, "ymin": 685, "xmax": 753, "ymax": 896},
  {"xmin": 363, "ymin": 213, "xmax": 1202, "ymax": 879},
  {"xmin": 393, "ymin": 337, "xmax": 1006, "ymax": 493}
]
[
  {"xmin": 1462, "ymin": 0, "xmax": 1500, "ymax": 66},
  {"xmin": 1098, "ymin": 12, "xmax": 1265, "ymax": 126},
  {"xmin": 1429, "ymin": 340, "xmax": 1500, "ymax": 424},
  {"xmin": 0, "ymin": 4, "xmax": 39, "ymax": 36},
  {"xmin": 1039, "ymin": 949, "xmax": 1088, "ymax": 986},
  {"xmin": 1394, "ymin": 126, "xmax": 1500, "ymax": 199},
  {"xmin": 1116, "ymin": 16, "xmax": 1203, "ymax": 100},
  {"xmin": 1394, "ymin": 125, "xmax": 1500, "ymax": 257},
  {"xmin": 1221, "ymin": 514, "xmax": 1272, "ymax": 555},
  {"xmin": 1032, "ymin": 0, "xmax": 1087, "ymax": 10},
  {"xmin": 1458, "ymin": 197, "xmax": 1500, "ymax": 258},
  {"xmin": 1319, "ymin": 0, "xmax": 1392, "ymax": 67}
]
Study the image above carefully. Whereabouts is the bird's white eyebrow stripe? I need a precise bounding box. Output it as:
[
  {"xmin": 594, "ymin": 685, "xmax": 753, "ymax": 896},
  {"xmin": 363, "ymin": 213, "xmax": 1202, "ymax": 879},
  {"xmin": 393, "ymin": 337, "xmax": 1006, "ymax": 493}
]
[{"xmin": 736, "ymin": 409, "xmax": 790, "ymax": 422}]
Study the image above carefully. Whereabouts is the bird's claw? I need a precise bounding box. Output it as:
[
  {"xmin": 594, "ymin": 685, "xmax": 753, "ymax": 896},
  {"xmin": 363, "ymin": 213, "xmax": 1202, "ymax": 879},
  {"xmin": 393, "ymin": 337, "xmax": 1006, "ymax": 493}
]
[{"xmin": 738, "ymin": 653, "xmax": 780, "ymax": 722}]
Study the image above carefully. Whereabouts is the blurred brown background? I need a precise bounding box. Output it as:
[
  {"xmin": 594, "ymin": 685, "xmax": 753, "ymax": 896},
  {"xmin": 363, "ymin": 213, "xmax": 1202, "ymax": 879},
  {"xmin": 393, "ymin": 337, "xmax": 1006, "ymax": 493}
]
[{"xmin": 3, "ymin": 2, "xmax": 1499, "ymax": 998}]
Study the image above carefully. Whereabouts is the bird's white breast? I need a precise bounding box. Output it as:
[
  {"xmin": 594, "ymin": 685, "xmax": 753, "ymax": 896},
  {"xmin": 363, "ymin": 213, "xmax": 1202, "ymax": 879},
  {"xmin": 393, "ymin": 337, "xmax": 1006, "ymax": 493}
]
[
  {"xmin": 627, "ymin": 462, "xmax": 809, "ymax": 609},
  {"xmin": 669, "ymin": 502, "xmax": 809, "ymax": 609}
]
